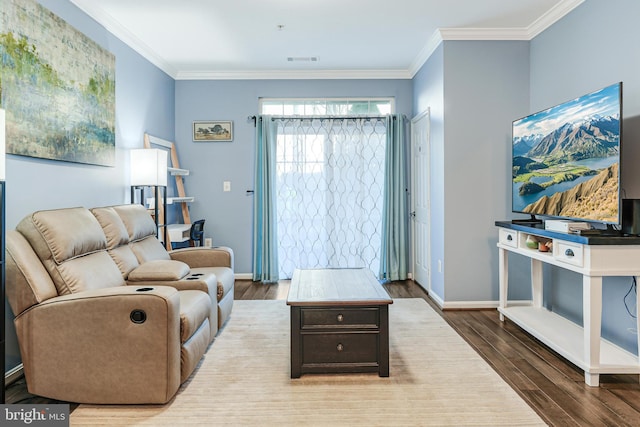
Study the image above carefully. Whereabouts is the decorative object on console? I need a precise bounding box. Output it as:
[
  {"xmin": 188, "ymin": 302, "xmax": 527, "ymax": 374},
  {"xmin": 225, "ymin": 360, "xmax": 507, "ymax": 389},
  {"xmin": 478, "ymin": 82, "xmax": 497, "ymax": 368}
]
[
  {"xmin": 537, "ymin": 238, "xmax": 552, "ymax": 252},
  {"xmin": 130, "ymin": 148, "xmax": 168, "ymax": 243},
  {"xmin": 525, "ymin": 234, "xmax": 538, "ymax": 249}
]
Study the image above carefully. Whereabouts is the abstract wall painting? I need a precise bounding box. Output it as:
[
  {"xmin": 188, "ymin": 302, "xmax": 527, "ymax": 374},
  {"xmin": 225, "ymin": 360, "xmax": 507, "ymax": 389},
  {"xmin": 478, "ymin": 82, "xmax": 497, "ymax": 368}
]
[{"xmin": 0, "ymin": 0, "xmax": 116, "ymax": 166}]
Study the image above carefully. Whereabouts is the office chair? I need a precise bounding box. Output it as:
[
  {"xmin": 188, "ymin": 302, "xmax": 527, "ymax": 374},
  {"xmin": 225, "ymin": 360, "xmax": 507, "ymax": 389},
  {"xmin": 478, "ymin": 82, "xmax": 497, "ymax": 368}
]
[{"xmin": 189, "ymin": 219, "xmax": 205, "ymax": 247}]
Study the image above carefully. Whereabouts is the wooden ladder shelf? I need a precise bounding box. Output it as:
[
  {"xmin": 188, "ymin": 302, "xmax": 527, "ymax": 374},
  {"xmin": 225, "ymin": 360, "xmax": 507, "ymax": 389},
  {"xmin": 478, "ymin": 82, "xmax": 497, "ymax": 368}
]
[{"xmin": 144, "ymin": 133, "xmax": 193, "ymax": 250}]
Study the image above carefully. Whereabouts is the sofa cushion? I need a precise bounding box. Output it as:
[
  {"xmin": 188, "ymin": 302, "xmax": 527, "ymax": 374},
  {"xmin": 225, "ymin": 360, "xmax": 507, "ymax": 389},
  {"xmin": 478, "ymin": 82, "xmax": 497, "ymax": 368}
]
[
  {"xmin": 180, "ymin": 319, "xmax": 210, "ymax": 383},
  {"xmin": 91, "ymin": 207, "xmax": 130, "ymax": 249},
  {"xmin": 17, "ymin": 207, "xmax": 108, "ymax": 264},
  {"xmin": 177, "ymin": 290, "xmax": 211, "ymax": 343},
  {"xmin": 15, "ymin": 207, "xmax": 125, "ymax": 295},
  {"xmin": 54, "ymin": 251, "xmax": 126, "ymax": 295},
  {"xmin": 112, "ymin": 204, "xmax": 157, "ymax": 242},
  {"xmin": 130, "ymin": 237, "xmax": 171, "ymax": 263},
  {"xmin": 106, "ymin": 246, "xmax": 140, "ymax": 278},
  {"xmin": 128, "ymin": 260, "xmax": 190, "ymax": 282},
  {"xmin": 91, "ymin": 206, "xmax": 141, "ymax": 277},
  {"xmin": 5, "ymin": 231, "xmax": 59, "ymax": 315}
]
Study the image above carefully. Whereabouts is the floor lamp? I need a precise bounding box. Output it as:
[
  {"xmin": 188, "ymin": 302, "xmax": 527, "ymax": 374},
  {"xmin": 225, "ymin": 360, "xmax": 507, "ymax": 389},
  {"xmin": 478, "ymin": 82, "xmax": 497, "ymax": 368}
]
[{"xmin": 130, "ymin": 148, "xmax": 168, "ymax": 243}]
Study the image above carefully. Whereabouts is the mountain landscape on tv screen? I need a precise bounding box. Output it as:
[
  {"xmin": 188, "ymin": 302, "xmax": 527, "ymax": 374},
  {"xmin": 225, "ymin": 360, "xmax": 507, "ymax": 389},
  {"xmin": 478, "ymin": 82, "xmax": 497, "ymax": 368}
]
[{"xmin": 513, "ymin": 114, "xmax": 620, "ymax": 222}]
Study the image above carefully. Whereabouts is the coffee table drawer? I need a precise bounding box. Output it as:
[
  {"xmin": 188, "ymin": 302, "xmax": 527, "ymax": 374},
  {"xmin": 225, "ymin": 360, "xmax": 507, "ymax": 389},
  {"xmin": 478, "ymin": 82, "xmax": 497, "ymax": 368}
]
[
  {"xmin": 302, "ymin": 333, "xmax": 378, "ymax": 365},
  {"xmin": 301, "ymin": 307, "xmax": 379, "ymax": 329}
]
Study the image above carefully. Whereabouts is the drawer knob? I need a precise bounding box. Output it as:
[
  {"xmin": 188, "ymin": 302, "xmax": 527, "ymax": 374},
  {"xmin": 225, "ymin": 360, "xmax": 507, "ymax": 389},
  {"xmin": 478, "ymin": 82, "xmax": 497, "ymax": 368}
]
[
  {"xmin": 507, "ymin": 235, "xmax": 513, "ymax": 241},
  {"xmin": 565, "ymin": 249, "xmax": 574, "ymax": 257},
  {"xmin": 337, "ymin": 314, "xmax": 344, "ymax": 322},
  {"xmin": 336, "ymin": 343, "xmax": 344, "ymax": 352}
]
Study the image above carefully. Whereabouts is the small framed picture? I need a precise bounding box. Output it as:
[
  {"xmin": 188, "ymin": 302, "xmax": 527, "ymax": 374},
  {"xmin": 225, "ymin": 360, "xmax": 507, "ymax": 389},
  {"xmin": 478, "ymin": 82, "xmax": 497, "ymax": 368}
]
[{"xmin": 193, "ymin": 120, "xmax": 233, "ymax": 142}]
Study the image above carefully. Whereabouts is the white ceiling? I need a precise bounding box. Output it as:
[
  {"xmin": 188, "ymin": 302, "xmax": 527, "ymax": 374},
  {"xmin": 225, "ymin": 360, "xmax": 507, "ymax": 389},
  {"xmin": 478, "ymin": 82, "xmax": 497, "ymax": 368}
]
[{"xmin": 70, "ymin": 0, "xmax": 584, "ymax": 80}]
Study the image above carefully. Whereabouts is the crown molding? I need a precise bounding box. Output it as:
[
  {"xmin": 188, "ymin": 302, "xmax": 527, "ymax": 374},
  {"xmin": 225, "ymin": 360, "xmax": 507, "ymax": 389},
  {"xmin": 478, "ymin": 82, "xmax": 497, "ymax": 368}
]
[
  {"xmin": 176, "ymin": 69, "xmax": 412, "ymax": 81},
  {"xmin": 527, "ymin": 0, "xmax": 585, "ymax": 39},
  {"xmin": 72, "ymin": 0, "xmax": 584, "ymax": 81},
  {"xmin": 407, "ymin": 30, "xmax": 444, "ymax": 78},
  {"xmin": 438, "ymin": 27, "xmax": 530, "ymax": 40},
  {"xmin": 408, "ymin": 0, "xmax": 585, "ymax": 77},
  {"xmin": 70, "ymin": 0, "xmax": 177, "ymax": 78}
]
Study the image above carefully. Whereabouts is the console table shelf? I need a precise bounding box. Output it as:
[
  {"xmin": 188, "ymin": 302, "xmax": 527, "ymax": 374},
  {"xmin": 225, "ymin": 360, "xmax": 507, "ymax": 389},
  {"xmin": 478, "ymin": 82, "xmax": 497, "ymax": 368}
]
[
  {"xmin": 496, "ymin": 221, "xmax": 640, "ymax": 386},
  {"xmin": 498, "ymin": 306, "xmax": 638, "ymax": 375}
]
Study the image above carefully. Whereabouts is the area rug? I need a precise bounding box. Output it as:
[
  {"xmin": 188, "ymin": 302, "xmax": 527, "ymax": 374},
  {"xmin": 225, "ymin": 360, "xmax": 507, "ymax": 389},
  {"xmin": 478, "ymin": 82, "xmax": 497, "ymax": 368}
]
[{"xmin": 71, "ymin": 299, "xmax": 545, "ymax": 426}]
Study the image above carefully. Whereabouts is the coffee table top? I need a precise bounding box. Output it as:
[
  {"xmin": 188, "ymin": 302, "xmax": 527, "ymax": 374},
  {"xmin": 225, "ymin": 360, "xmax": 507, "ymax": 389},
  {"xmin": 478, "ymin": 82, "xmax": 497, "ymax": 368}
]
[{"xmin": 286, "ymin": 268, "xmax": 393, "ymax": 306}]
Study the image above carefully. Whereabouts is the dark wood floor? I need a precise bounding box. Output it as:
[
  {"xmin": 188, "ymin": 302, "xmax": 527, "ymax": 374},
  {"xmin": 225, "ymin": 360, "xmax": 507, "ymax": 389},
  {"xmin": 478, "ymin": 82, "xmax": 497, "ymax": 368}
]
[{"xmin": 7, "ymin": 279, "xmax": 640, "ymax": 427}]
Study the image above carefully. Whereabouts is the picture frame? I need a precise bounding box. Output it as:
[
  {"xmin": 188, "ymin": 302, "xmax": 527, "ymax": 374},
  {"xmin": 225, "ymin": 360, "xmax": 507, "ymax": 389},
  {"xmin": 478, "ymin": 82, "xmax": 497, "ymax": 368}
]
[
  {"xmin": 193, "ymin": 120, "xmax": 233, "ymax": 142},
  {"xmin": 1, "ymin": 0, "xmax": 116, "ymax": 166}
]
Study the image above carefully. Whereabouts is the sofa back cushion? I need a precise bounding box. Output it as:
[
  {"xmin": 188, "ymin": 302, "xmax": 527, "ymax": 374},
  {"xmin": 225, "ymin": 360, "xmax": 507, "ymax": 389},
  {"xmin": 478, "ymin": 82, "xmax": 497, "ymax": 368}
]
[
  {"xmin": 112, "ymin": 204, "xmax": 170, "ymax": 263},
  {"xmin": 16, "ymin": 207, "xmax": 124, "ymax": 295},
  {"xmin": 5, "ymin": 231, "xmax": 58, "ymax": 316},
  {"xmin": 91, "ymin": 206, "xmax": 141, "ymax": 277}
]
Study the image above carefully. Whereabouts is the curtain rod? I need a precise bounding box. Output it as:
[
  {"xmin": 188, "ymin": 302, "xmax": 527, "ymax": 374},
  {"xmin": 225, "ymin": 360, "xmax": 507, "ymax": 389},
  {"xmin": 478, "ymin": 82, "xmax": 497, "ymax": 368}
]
[{"xmin": 248, "ymin": 115, "xmax": 401, "ymax": 126}]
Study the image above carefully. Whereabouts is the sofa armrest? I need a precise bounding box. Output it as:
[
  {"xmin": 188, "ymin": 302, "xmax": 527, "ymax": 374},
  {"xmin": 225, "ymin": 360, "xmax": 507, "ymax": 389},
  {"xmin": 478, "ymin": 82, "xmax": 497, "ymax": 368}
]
[
  {"xmin": 15, "ymin": 286, "xmax": 181, "ymax": 404},
  {"xmin": 169, "ymin": 246, "xmax": 234, "ymax": 270}
]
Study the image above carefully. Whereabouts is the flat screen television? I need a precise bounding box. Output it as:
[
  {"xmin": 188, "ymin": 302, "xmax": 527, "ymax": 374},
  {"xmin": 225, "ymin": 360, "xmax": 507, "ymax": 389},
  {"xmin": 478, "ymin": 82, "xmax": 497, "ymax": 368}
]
[{"xmin": 512, "ymin": 82, "xmax": 622, "ymax": 225}]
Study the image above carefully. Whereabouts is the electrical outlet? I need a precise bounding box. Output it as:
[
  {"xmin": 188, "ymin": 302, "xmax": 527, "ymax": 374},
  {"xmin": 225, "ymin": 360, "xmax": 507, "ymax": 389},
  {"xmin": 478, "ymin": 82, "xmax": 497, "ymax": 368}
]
[{"xmin": 223, "ymin": 181, "xmax": 231, "ymax": 192}]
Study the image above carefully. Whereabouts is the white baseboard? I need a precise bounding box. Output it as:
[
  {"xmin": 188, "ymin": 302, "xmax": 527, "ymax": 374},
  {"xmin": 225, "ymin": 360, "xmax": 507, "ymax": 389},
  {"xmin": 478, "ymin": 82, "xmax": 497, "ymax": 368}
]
[
  {"xmin": 234, "ymin": 273, "xmax": 253, "ymax": 280},
  {"xmin": 428, "ymin": 291, "xmax": 445, "ymax": 309},
  {"xmin": 441, "ymin": 300, "xmax": 499, "ymax": 310},
  {"xmin": 427, "ymin": 295, "xmax": 532, "ymax": 310}
]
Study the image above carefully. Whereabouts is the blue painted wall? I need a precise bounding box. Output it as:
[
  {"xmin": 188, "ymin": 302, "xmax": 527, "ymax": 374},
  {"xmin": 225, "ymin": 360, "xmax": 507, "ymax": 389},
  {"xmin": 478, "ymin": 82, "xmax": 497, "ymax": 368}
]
[
  {"xmin": 4, "ymin": 0, "xmax": 175, "ymax": 373},
  {"xmin": 412, "ymin": 44, "xmax": 445, "ymax": 300},
  {"xmin": 174, "ymin": 79, "xmax": 413, "ymax": 274},
  {"xmin": 412, "ymin": 41, "xmax": 531, "ymax": 304},
  {"xmin": 529, "ymin": 0, "xmax": 640, "ymax": 353}
]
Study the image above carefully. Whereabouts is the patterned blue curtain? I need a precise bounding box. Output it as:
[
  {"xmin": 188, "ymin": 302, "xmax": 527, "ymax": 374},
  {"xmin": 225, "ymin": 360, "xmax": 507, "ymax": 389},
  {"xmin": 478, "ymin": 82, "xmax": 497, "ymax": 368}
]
[
  {"xmin": 252, "ymin": 116, "xmax": 279, "ymax": 282},
  {"xmin": 379, "ymin": 115, "xmax": 409, "ymax": 281}
]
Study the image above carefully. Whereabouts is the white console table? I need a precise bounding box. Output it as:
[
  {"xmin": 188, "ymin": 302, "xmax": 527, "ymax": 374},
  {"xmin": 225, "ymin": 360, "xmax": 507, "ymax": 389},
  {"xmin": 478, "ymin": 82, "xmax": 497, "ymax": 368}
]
[{"xmin": 496, "ymin": 221, "xmax": 640, "ymax": 386}]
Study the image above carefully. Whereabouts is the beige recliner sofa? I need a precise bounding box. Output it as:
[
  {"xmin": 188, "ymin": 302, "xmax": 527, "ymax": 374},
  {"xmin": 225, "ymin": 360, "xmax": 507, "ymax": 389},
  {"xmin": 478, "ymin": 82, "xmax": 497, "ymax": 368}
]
[{"xmin": 5, "ymin": 204, "xmax": 234, "ymax": 404}]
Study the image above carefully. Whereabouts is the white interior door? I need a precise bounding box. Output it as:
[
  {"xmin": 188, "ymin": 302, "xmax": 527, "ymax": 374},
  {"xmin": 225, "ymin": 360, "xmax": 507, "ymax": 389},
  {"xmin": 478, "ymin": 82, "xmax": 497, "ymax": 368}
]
[{"xmin": 411, "ymin": 109, "xmax": 431, "ymax": 290}]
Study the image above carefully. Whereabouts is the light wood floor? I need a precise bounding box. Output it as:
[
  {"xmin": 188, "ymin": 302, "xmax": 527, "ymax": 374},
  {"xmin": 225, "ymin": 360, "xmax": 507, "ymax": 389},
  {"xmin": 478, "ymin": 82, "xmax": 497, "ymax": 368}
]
[{"xmin": 7, "ymin": 279, "xmax": 640, "ymax": 427}]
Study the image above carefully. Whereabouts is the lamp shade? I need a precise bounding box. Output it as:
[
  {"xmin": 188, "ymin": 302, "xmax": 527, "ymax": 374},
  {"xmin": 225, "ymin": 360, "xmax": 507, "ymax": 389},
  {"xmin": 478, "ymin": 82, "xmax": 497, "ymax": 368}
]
[
  {"xmin": 130, "ymin": 148, "xmax": 167, "ymax": 186},
  {"xmin": 0, "ymin": 109, "xmax": 5, "ymax": 181}
]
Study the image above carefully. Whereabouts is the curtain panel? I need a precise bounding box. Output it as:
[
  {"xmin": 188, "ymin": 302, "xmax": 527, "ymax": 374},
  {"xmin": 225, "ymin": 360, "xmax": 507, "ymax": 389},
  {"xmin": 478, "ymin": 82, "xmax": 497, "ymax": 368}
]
[
  {"xmin": 379, "ymin": 115, "xmax": 409, "ymax": 281},
  {"xmin": 252, "ymin": 116, "xmax": 280, "ymax": 282}
]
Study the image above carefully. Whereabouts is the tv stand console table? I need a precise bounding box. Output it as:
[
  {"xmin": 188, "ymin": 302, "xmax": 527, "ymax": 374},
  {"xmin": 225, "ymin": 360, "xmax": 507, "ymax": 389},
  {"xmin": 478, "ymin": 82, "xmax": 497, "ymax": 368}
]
[{"xmin": 495, "ymin": 221, "xmax": 640, "ymax": 386}]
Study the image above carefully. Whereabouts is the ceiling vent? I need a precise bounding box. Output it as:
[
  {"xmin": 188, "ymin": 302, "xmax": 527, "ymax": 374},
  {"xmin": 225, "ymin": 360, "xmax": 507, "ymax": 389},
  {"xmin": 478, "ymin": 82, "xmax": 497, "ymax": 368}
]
[{"xmin": 287, "ymin": 57, "xmax": 319, "ymax": 62}]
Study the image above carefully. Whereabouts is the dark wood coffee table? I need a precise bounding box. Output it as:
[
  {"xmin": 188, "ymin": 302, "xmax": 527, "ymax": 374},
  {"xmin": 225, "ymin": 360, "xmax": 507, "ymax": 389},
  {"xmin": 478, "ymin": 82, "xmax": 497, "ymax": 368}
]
[{"xmin": 286, "ymin": 268, "xmax": 393, "ymax": 378}]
